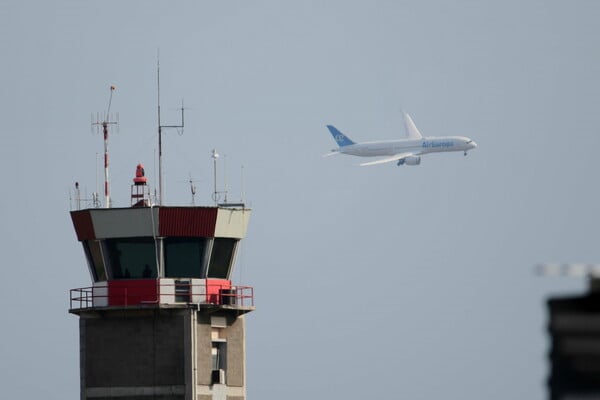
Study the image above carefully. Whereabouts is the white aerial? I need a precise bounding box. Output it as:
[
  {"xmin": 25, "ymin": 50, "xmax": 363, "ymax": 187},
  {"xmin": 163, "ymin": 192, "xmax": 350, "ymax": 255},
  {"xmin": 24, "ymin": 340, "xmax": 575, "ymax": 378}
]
[{"xmin": 324, "ymin": 112, "xmax": 477, "ymax": 166}]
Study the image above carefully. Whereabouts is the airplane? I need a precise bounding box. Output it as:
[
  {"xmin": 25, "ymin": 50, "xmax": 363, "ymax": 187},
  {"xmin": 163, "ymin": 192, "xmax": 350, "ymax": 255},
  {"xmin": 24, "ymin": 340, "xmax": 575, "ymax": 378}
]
[{"xmin": 324, "ymin": 112, "xmax": 477, "ymax": 166}]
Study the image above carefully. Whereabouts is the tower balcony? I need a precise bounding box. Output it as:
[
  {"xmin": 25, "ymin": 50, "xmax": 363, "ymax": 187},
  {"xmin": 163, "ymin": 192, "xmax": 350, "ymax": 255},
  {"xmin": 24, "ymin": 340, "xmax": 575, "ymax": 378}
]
[{"xmin": 69, "ymin": 278, "xmax": 254, "ymax": 314}]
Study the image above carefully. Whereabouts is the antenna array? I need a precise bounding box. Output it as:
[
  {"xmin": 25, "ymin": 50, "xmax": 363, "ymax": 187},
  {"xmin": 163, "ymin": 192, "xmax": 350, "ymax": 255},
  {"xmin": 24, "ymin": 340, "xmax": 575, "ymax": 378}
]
[
  {"xmin": 71, "ymin": 182, "xmax": 101, "ymax": 210},
  {"xmin": 157, "ymin": 58, "xmax": 185, "ymax": 206}
]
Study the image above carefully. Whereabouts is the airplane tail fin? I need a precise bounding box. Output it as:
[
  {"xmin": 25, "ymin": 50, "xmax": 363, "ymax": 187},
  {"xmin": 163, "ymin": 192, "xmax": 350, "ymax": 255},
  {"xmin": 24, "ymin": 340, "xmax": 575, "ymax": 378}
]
[
  {"xmin": 403, "ymin": 112, "xmax": 423, "ymax": 139},
  {"xmin": 326, "ymin": 125, "xmax": 355, "ymax": 147}
]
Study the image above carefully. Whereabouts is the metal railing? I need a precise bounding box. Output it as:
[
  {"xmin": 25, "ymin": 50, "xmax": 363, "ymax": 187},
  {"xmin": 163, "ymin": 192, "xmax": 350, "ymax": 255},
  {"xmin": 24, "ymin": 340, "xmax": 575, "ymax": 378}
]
[
  {"xmin": 70, "ymin": 281, "xmax": 254, "ymax": 310},
  {"xmin": 70, "ymin": 287, "xmax": 95, "ymax": 309}
]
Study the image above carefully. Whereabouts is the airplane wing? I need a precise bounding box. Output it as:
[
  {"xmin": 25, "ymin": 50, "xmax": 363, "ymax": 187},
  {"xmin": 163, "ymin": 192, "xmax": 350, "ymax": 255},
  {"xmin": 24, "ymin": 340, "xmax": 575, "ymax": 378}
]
[{"xmin": 359, "ymin": 152, "xmax": 414, "ymax": 166}]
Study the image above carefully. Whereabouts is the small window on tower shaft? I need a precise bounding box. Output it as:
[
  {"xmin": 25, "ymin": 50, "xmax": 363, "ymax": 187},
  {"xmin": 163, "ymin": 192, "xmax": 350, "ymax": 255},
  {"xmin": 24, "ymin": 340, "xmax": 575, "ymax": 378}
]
[{"xmin": 211, "ymin": 340, "xmax": 227, "ymax": 384}]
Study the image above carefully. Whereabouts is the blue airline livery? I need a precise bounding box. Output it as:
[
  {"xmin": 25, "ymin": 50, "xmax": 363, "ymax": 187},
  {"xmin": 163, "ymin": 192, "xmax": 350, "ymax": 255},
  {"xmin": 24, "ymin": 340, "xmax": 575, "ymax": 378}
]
[{"xmin": 324, "ymin": 112, "xmax": 477, "ymax": 166}]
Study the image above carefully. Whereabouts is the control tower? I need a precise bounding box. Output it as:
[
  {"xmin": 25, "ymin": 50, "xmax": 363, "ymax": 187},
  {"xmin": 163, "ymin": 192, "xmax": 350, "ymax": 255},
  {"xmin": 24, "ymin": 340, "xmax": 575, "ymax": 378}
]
[{"xmin": 69, "ymin": 180, "xmax": 253, "ymax": 400}]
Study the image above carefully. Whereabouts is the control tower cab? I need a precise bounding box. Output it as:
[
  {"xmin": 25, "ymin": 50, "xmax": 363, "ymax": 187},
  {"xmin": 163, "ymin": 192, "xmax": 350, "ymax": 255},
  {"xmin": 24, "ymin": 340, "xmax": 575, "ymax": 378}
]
[
  {"xmin": 70, "ymin": 191, "xmax": 253, "ymax": 399},
  {"xmin": 70, "ymin": 206, "xmax": 251, "ymax": 309}
]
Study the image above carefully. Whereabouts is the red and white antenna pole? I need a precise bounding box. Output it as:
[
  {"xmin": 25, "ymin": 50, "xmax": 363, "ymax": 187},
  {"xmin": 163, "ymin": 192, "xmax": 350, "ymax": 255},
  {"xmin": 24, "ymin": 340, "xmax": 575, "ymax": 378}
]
[
  {"xmin": 92, "ymin": 85, "xmax": 118, "ymax": 208},
  {"xmin": 104, "ymin": 85, "xmax": 116, "ymax": 208}
]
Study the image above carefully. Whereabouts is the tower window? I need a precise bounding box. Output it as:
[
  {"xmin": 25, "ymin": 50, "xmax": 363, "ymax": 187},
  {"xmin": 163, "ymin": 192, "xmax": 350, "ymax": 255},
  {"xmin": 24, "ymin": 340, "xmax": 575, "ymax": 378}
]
[
  {"xmin": 164, "ymin": 237, "xmax": 207, "ymax": 278},
  {"xmin": 211, "ymin": 340, "xmax": 227, "ymax": 384},
  {"xmin": 105, "ymin": 238, "xmax": 158, "ymax": 279},
  {"xmin": 207, "ymin": 238, "xmax": 237, "ymax": 279},
  {"xmin": 83, "ymin": 240, "xmax": 107, "ymax": 282}
]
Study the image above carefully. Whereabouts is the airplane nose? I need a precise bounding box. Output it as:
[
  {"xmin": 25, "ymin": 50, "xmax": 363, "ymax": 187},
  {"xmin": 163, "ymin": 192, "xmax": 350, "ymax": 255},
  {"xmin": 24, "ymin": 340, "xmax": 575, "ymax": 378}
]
[{"xmin": 471, "ymin": 141, "xmax": 478, "ymax": 149}]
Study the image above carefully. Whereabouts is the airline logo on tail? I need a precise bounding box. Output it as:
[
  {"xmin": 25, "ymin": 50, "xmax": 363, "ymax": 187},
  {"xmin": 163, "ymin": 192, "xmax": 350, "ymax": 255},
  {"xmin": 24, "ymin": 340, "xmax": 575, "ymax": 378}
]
[{"xmin": 326, "ymin": 125, "xmax": 355, "ymax": 147}]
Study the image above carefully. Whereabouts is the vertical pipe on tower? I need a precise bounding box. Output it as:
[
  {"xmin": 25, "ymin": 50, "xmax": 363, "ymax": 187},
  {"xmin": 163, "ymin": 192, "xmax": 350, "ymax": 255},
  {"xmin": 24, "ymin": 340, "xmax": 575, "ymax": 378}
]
[{"xmin": 103, "ymin": 121, "xmax": 110, "ymax": 208}]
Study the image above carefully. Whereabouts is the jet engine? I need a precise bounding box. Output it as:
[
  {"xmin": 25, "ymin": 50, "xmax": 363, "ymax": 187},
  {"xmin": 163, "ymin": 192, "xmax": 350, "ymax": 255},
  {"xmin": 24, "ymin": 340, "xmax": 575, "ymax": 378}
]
[{"xmin": 398, "ymin": 155, "xmax": 421, "ymax": 166}]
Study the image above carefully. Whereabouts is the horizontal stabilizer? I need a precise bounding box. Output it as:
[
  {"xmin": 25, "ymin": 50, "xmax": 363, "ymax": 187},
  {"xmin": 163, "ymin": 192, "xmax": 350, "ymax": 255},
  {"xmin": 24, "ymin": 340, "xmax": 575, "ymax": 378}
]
[{"xmin": 359, "ymin": 152, "xmax": 414, "ymax": 166}]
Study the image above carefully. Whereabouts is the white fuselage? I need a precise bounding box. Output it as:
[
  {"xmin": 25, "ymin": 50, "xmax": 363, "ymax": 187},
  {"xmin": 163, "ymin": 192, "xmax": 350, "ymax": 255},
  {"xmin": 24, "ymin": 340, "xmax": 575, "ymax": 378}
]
[{"xmin": 338, "ymin": 136, "xmax": 476, "ymax": 157}]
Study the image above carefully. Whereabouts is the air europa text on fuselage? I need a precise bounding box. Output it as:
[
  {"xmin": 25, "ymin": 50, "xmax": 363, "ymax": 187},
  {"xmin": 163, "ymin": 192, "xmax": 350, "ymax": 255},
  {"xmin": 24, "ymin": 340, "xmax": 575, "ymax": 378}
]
[{"xmin": 422, "ymin": 140, "xmax": 454, "ymax": 149}]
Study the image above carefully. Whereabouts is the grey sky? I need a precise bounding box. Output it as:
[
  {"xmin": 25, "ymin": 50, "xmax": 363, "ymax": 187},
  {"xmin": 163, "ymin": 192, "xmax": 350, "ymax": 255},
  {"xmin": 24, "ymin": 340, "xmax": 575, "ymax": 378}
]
[{"xmin": 1, "ymin": 1, "xmax": 598, "ymax": 399}]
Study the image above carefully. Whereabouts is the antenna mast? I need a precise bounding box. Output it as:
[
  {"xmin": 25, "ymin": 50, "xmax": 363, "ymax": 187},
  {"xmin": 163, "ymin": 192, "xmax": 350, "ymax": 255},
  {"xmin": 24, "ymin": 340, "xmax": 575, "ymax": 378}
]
[
  {"xmin": 212, "ymin": 149, "xmax": 219, "ymax": 204},
  {"xmin": 157, "ymin": 57, "xmax": 185, "ymax": 206},
  {"xmin": 92, "ymin": 85, "xmax": 118, "ymax": 208}
]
